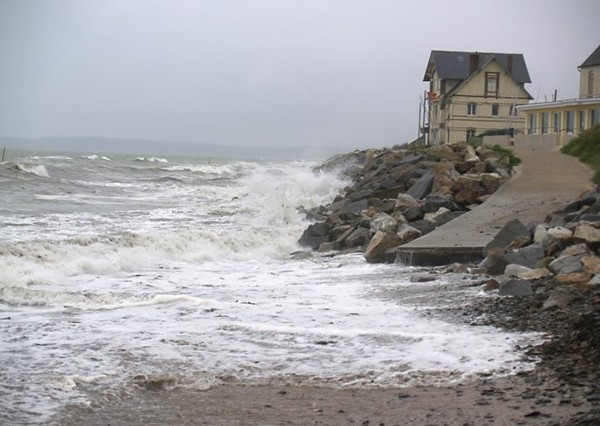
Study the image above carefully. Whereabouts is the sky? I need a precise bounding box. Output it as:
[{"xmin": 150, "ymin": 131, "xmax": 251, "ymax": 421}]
[{"xmin": 1, "ymin": 0, "xmax": 599, "ymax": 154}]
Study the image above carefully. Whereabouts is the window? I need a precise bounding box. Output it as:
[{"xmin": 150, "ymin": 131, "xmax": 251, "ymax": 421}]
[
  {"xmin": 541, "ymin": 112, "xmax": 549, "ymax": 134},
  {"xmin": 592, "ymin": 109, "xmax": 600, "ymax": 127},
  {"xmin": 589, "ymin": 71, "xmax": 594, "ymax": 97},
  {"xmin": 485, "ymin": 72, "xmax": 499, "ymax": 97},
  {"xmin": 553, "ymin": 112, "xmax": 561, "ymax": 133},
  {"xmin": 529, "ymin": 113, "xmax": 537, "ymax": 134},
  {"xmin": 491, "ymin": 103, "xmax": 499, "ymax": 116},
  {"xmin": 566, "ymin": 110, "xmax": 574, "ymax": 133},
  {"xmin": 467, "ymin": 102, "xmax": 477, "ymax": 115},
  {"xmin": 579, "ymin": 110, "xmax": 586, "ymax": 131},
  {"xmin": 466, "ymin": 128, "xmax": 476, "ymax": 141}
]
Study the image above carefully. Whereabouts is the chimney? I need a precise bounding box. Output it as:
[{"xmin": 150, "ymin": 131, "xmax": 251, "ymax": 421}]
[
  {"xmin": 507, "ymin": 55, "xmax": 514, "ymax": 74},
  {"xmin": 469, "ymin": 53, "xmax": 479, "ymax": 74}
]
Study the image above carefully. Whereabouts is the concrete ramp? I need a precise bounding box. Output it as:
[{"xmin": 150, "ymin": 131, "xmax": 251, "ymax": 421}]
[{"xmin": 396, "ymin": 149, "xmax": 595, "ymax": 266}]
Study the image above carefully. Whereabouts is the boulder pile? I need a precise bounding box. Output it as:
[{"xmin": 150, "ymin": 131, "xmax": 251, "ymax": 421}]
[
  {"xmin": 299, "ymin": 143, "xmax": 515, "ymax": 262},
  {"xmin": 477, "ymin": 185, "xmax": 600, "ymax": 293}
]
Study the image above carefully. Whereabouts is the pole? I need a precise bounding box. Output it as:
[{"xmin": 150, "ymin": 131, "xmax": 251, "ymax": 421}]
[
  {"xmin": 417, "ymin": 101, "xmax": 421, "ymax": 138},
  {"xmin": 1, "ymin": 148, "xmax": 5, "ymax": 162}
]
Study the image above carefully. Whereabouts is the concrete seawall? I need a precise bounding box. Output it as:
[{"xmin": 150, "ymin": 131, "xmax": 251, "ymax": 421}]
[{"xmin": 395, "ymin": 149, "xmax": 595, "ymax": 266}]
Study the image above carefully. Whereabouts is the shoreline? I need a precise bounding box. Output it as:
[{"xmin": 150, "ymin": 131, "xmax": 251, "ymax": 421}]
[
  {"xmin": 53, "ymin": 369, "xmax": 598, "ymax": 426},
  {"xmin": 52, "ymin": 274, "xmax": 600, "ymax": 425}
]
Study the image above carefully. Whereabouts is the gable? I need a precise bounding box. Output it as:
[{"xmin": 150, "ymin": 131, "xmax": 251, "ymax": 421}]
[{"xmin": 449, "ymin": 59, "xmax": 533, "ymax": 99}]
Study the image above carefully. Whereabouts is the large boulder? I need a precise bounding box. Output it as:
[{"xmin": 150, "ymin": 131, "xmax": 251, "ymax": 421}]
[
  {"xmin": 406, "ymin": 171, "xmax": 435, "ymax": 200},
  {"xmin": 397, "ymin": 223, "xmax": 422, "ymax": 243},
  {"xmin": 574, "ymin": 222, "xmax": 600, "ymax": 244},
  {"xmin": 369, "ymin": 213, "xmax": 398, "ymax": 233},
  {"xmin": 498, "ymin": 279, "xmax": 534, "ymax": 297},
  {"xmin": 548, "ymin": 255, "xmax": 584, "ymax": 275},
  {"xmin": 345, "ymin": 227, "xmax": 372, "ymax": 248},
  {"xmin": 503, "ymin": 244, "xmax": 545, "ymax": 269},
  {"xmin": 364, "ymin": 231, "xmax": 402, "ymax": 263},
  {"xmin": 395, "ymin": 193, "xmax": 419, "ymax": 210},
  {"xmin": 483, "ymin": 219, "xmax": 530, "ymax": 256},
  {"xmin": 298, "ymin": 222, "xmax": 330, "ymax": 249},
  {"xmin": 423, "ymin": 207, "xmax": 455, "ymax": 228}
]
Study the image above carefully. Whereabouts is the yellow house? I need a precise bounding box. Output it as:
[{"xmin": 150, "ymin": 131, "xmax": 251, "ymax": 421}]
[
  {"xmin": 516, "ymin": 44, "xmax": 600, "ymax": 149},
  {"xmin": 423, "ymin": 50, "xmax": 533, "ymax": 145}
]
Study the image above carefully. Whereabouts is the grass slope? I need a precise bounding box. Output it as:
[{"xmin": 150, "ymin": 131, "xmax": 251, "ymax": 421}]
[{"xmin": 561, "ymin": 125, "xmax": 600, "ymax": 184}]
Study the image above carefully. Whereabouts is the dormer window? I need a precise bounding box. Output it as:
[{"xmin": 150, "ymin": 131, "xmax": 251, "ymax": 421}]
[{"xmin": 485, "ymin": 72, "xmax": 499, "ymax": 97}]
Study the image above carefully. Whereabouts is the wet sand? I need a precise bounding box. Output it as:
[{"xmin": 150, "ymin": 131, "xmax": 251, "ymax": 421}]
[{"xmin": 54, "ymin": 371, "xmax": 596, "ymax": 425}]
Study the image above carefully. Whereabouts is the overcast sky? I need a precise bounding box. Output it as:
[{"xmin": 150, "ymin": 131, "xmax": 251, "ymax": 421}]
[{"xmin": 1, "ymin": 0, "xmax": 599, "ymax": 153}]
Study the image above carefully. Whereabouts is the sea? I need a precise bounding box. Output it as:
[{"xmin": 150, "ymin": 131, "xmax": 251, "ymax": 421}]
[{"xmin": 0, "ymin": 150, "xmax": 542, "ymax": 424}]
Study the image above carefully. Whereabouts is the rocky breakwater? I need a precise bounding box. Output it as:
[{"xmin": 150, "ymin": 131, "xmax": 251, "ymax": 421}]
[
  {"xmin": 458, "ymin": 187, "xmax": 600, "ymax": 423},
  {"xmin": 298, "ymin": 143, "xmax": 515, "ymax": 262}
]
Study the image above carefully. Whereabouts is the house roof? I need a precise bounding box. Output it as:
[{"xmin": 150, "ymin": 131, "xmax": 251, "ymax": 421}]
[
  {"xmin": 579, "ymin": 44, "xmax": 600, "ymax": 68},
  {"xmin": 423, "ymin": 50, "xmax": 531, "ymax": 84}
]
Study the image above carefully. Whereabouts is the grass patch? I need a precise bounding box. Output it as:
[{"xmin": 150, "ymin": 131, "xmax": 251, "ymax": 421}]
[
  {"xmin": 485, "ymin": 144, "xmax": 522, "ymax": 168},
  {"xmin": 561, "ymin": 125, "xmax": 600, "ymax": 184}
]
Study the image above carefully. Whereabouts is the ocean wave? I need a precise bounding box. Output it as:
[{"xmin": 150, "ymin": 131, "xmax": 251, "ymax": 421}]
[
  {"xmin": 81, "ymin": 154, "xmax": 111, "ymax": 161},
  {"xmin": 15, "ymin": 162, "xmax": 51, "ymax": 178},
  {"xmin": 134, "ymin": 156, "xmax": 168, "ymax": 163}
]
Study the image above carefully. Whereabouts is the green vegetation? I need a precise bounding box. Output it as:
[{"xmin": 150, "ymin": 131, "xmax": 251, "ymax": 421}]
[
  {"xmin": 485, "ymin": 144, "xmax": 522, "ymax": 168},
  {"xmin": 561, "ymin": 125, "xmax": 600, "ymax": 184}
]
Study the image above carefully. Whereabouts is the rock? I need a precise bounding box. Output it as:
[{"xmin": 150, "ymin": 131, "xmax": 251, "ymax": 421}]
[
  {"xmin": 364, "ymin": 230, "xmax": 402, "ymax": 263},
  {"xmin": 396, "ymin": 153, "xmax": 424, "ymax": 165},
  {"xmin": 424, "ymin": 207, "xmax": 455, "ymax": 227},
  {"xmin": 483, "ymin": 219, "xmax": 530, "ymax": 257},
  {"xmin": 588, "ymin": 274, "xmax": 600, "ymax": 285},
  {"xmin": 574, "ymin": 222, "xmax": 600, "ymax": 244},
  {"xmin": 582, "ymin": 256, "xmax": 600, "ymax": 275},
  {"xmin": 317, "ymin": 242, "xmax": 340, "ymax": 252},
  {"xmin": 452, "ymin": 175, "xmax": 486, "ymax": 205},
  {"xmin": 397, "ymin": 223, "xmax": 422, "ymax": 243},
  {"xmin": 402, "ymin": 204, "xmax": 424, "ymax": 222},
  {"xmin": 298, "ymin": 222, "xmax": 330, "ymax": 249},
  {"xmin": 482, "ymin": 278, "xmax": 500, "ymax": 291},
  {"xmin": 503, "ymin": 244, "xmax": 545, "ymax": 269},
  {"xmin": 409, "ymin": 219, "xmax": 436, "ymax": 235},
  {"xmin": 533, "ymin": 224, "xmax": 548, "ymax": 244},
  {"xmin": 369, "ymin": 213, "xmax": 398, "ymax": 233},
  {"xmin": 341, "ymin": 198, "xmax": 369, "ymax": 215},
  {"xmin": 561, "ymin": 243, "xmax": 589, "ymax": 257},
  {"xmin": 464, "ymin": 144, "xmax": 480, "ymax": 162},
  {"xmin": 540, "ymin": 226, "xmax": 574, "ymax": 251},
  {"xmin": 504, "ymin": 264, "xmax": 534, "ymax": 277},
  {"xmin": 548, "ymin": 255, "xmax": 584, "ymax": 275},
  {"xmin": 422, "ymin": 195, "xmax": 458, "ymax": 213},
  {"xmin": 498, "ymin": 279, "xmax": 534, "ymax": 297},
  {"xmin": 480, "ymin": 247, "xmax": 508, "ymax": 275},
  {"xmin": 506, "ymin": 235, "xmax": 532, "ymax": 251},
  {"xmin": 410, "ymin": 273, "xmax": 437, "ymax": 283},
  {"xmin": 555, "ymin": 272, "xmax": 593, "ymax": 284},
  {"xmin": 519, "ymin": 267, "xmax": 552, "ymax": 280},
  {"xmin": 395, "ymin": 193, "xmax": 419, "ymax": 209},
  {"xmin": 543, "ymin": 286, "xmax": 582, "ymax": 310},
  {"xmin": 406, "ymin": 171, "xmax": 435, "ymax": 200},
  {"xmin": 480, "ymin": 173, "xmax": 502, "ymax": 193},
  {"xmin": 345, "ymin": 228, "xmax": 372, "ymax": 248}
]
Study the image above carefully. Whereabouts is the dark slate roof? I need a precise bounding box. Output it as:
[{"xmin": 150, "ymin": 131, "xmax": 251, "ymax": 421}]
[
  {"xmin": 423, "ymin": 50, "xmax": 531, "ymax": 84},
  {"xmin": 579, "ymin": 44, "xmax": 600, "ymax": 68}
]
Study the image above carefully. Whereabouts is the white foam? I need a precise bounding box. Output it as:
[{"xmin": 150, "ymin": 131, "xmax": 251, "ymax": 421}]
[
  {"xmin": 16, "ymin": 162, "xmax": 50, "ymax": 178},
  {"xmin": 135, "ymin": 156, "xmax": 168, "ymax": 163}
]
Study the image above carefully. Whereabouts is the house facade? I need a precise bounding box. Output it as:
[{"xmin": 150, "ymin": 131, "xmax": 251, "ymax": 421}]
[
  {"xmin": 516, "ymin": 44, "xmax": 600, "ymax": 149},
  {"xmin": 423, "ymin": 50, "xmax": 532, "ymax": 145}
]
